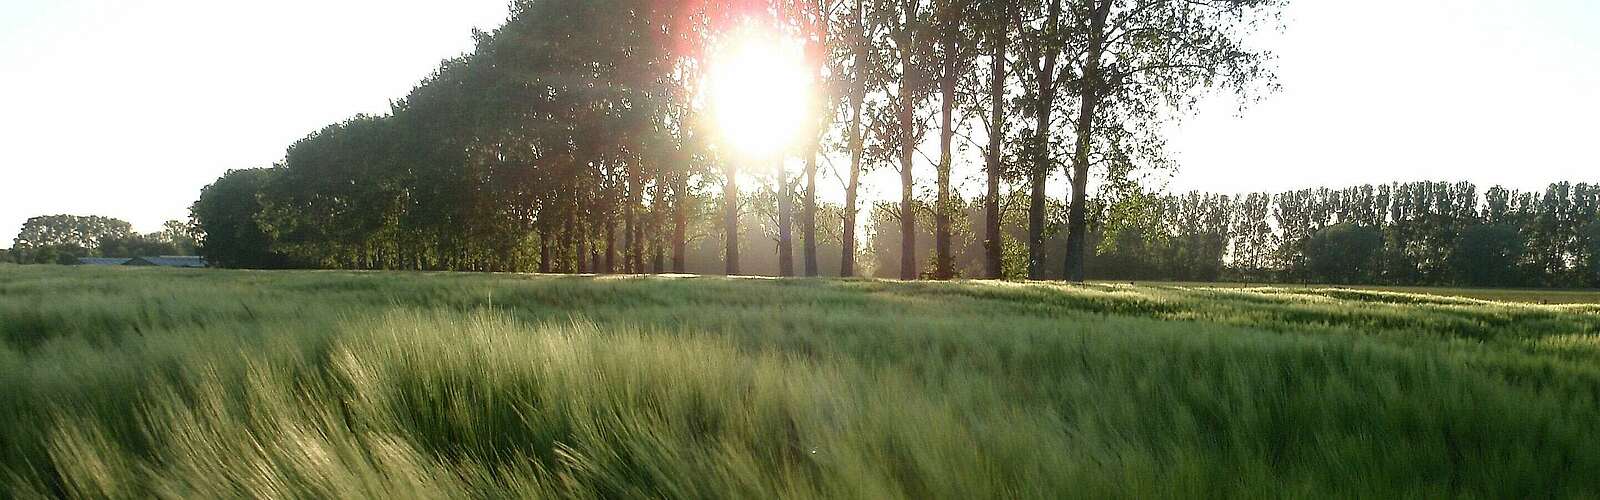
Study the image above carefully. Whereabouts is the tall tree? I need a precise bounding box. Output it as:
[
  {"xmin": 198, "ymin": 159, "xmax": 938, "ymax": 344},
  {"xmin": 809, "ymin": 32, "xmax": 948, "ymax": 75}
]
[
  {"xmin": 789, "ymin": 0, "xmax": 836, "ymax": 278},
  {"xmin": 838, "ymin": 0, "xmax": 878, "ymax": 277},
  {"xmin": 1019, "ymin": 0, "xmax": 1064, "ymax": 279},
  {"xmin": 1060, "ymin": 0, "xmax": 1284, "ymax": 282},
  {"xmin": 886, "ymin": 0, "xmax": 931, "ymax": 279},
  {"xmin": 931, "ymin": 0, "xmax": 975, "ymax": 279},
  {"xmin": 977, "ymin": 0, "xmax": 1013, "ymax": 279}
]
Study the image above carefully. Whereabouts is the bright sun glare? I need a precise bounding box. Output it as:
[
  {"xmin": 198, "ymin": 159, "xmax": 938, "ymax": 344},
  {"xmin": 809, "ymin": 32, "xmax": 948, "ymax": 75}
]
[{"xmin": 707, "ymin": 27, "xmax": 812, "ymax": 159}]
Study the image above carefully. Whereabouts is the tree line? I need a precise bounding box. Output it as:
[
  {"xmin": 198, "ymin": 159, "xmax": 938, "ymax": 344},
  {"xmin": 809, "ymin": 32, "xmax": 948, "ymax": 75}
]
[
  {"xmin": 836, "ymin": 180, "xmax": 1600, "ymax": 287},
  {"xmin": 8, "ymin": 0, "xmax": 1586, "ymax": 289},
  {"xmin": 1084, "ymin": 181, "xmax": 1600, "ymax": 287},
  {"xmin": 5, "ymin": 215, "xmax": 197, "ymax": 265},
  {"xmin": 188, "ymin": 0, "xmax": 1286, "ymax": 281}
]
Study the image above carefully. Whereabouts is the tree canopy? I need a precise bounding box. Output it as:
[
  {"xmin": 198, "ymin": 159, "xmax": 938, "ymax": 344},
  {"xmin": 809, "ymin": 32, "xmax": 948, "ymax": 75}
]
[
  {"xmin": 180, "ymin": 0, "xmax": 1597, "ymax": 288},
  {"xmin": 6, "ymin": 214, "xmax": 197, "ymax": 264}
]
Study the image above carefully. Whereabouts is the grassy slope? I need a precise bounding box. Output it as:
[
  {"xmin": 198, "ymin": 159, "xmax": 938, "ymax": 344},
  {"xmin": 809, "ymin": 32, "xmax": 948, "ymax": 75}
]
[{"xmin": 2, "ymin": 264, "xmax": 1600, "ymax": 498}]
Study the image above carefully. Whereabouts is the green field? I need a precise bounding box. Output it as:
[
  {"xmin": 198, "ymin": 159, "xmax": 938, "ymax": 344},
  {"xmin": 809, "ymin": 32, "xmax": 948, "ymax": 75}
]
[{"xmin": 3, "ymin": 265, "xmax": 1600, "ymax": 497}]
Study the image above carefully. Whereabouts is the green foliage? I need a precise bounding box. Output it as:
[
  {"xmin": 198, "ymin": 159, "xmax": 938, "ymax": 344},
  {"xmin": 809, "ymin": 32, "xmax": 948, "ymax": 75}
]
[
  {"xmin": 1305, "ymin": 223, "xmax": 1382, "ymax": 284},
  {"xmin": 13, "ymin": 244, "xmax": 89, "ymax": 265},
  {"xmin": 1093, "ymin": 182, "xmax": 1599, "ymax": 288},
  {"xmin": 3, "ymin": 267, "xmax": 1600, "ymax": 497},
  {"xmin": 160, "ymin": 220, "xmax": 200, "ymax": 255},
  {"xmin": 181, "ymin": 0, "xmax": 703, "ymax": 274},
  {"xmin": 864, "ymin": 194, "xmax": 1028, "ymax": 279},
  {"xmin": 96, "ymin": 234, "xmax": 181, "ymax": 259},
  {"xmin": 191, "ymin": 168, "xmax": 291, "ymax": 269},
  {"xmin": 1585, "ymin": 220, "xmax": 1600, "ymax": 287},
  {"xmin": 6, "ymin": 216, "xmax": 199, "ymax": 263},
  {"xmin": 10, "ymin": 214, "xmax": 133, "ymax": 262},
  {"xmin": 53, "ymin": 247, "xmax": 88, "ymax": 265},
  {"xmin": 1452, "ymin": 224, "xmax": 1525, "ymax": 287}
]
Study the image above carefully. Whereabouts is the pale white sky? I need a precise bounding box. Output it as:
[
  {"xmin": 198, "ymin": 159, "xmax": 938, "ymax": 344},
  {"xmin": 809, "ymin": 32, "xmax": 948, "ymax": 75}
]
[{"xmin": 2, "ymin": 0, "xmax": 1597, "ymax": 244}]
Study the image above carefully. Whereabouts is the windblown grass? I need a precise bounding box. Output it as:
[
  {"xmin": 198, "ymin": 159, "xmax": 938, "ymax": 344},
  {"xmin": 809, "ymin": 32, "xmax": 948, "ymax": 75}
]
[{"xmin": 2, "ymin": 265, "xmax": 1599, "ymax": 497}]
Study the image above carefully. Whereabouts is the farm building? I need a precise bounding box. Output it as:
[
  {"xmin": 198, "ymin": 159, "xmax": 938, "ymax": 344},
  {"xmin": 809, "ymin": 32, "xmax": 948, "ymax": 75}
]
[
  {"xmin": 77, "ymin": 257, "xmax": 133, "ymax": 266},
  {"xmin": 77, "ymin": 256, "xmax": 206, "ymax": 268},
  {"xmin": 126, "ymin": 256, "xmax": 207, "ymax": 268}
]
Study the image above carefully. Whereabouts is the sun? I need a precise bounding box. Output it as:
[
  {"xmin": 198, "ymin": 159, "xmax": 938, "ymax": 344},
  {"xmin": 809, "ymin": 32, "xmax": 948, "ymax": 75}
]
[{"xmin": 705, "ymin": 25, "xmax": 813, "ymax": 159}]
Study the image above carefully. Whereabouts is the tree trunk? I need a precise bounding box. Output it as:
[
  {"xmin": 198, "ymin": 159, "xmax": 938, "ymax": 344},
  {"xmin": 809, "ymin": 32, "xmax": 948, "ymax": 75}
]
[
  {"xmin": 605, "ymin": 210, "xmax": 617, "ymax": 274},
  {"xmin": 672, "ymin": 169, "xmax": 687, "ymax": 273},
  {"xmin": 1027, "ymin": 0, "xmax": 1060, "ymax": 280},
  {"xmin": 779, "ymin": 160, "xmax": 795, "ymax": 277},
  {"xmin": 724, "ymin": 162, "xmax": 740, "ymax": 275},
  {"xmin": 590, "ymin": 209, "xmax": 604, "ymax": 273},
  {"xmin": 1064, "ymin": 0, "xmax": 1111, "ymax": 283},
  {"xmin": 538, "ymin": 229, "xmax": 552, "ymax": 273},
  {"xmin": 631, "ymin": 214, "xmax": 644, "ymax": 274},
  {"xmin": 984, "ymin": 22, "xmax": 1006, "ymax": 279},
  {"xmin": 898, "ymin": 0, "xmax": 920, "ymax": 281},
  {"xmin": 935, "ymin": 32, "xmax": 956, "ymax": 280},
  {"xmin": 652, "ymin": 164, "xmax": 666, "ymax": 273},
  {"xmin": 625, "ymin": 163, "xmax": 643, "ymax": 273},
  {"xmin": 803, "ymin": 150, "xmax": 819, "ymax": 277},
  {"xmin": 841, "ymin": 0, "xmax": 867, "ymax": 278},
  {"xmin": 576, "ymin": 191, "xmax": 591, "ymax": 273},
  {"xmin": 562, "ymin": 213, "xmax": 576, "ymax": 273},
  {"xmin": 576, "ymin": 207, "xmax": 588, "ymax": 273},
  {"xmin": 623, "ymin": 200, "xmax": 635, "ymax": 274}
]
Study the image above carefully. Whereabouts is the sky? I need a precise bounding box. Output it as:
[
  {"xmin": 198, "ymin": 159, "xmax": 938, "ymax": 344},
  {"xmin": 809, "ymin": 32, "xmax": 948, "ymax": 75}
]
[{"xmin": 2, "ymin": 0, "xmax": 1597, "ymax": 245}]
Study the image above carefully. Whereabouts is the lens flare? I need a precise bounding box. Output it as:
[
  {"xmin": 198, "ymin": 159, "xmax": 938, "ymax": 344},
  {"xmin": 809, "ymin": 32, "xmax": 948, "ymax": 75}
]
[{"xmin": 706, "ymin": 25, "xmax": 812, "ymax": 158}]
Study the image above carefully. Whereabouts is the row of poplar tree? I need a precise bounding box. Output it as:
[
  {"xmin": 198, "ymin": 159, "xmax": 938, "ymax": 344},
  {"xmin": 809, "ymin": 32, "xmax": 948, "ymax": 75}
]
[
  {"xmin": 192, "ymin": 0, "xmax": 1591, "ymax": 288},
  {"xmin": 194, "ymin": 0, "xmax": 1288, "ymax": 282},
  {"xmin": 1090, "ymin": 182, "xmax": 1600, "ymax": 287}
]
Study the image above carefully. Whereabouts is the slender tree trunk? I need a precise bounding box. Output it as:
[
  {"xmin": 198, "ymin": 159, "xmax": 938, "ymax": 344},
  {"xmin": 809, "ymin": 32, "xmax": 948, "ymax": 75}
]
[
  {"xmin": 898, "ymin": 0, "xmax": 920, "ymax": 280},
  {"xmin": 935, "ymin": 32, "xmax": 956, "ymax": 280},
  {"xmin": 631, "ymin": 166, "xmax": 645, "ymax": 273},
  {"xmin": 803, "ymin": 150, "xmax": 819, "ymax": 276},
  {"xmin": 801, "ymin": 0, "xmax": 828, "ymax": 277},
  {"xmin": 725, "ymin": 162, "xmax": 740, "ymax": 275},
  {"xmin": 984, "ymin": 22, "xmax": 1006, "ymax": 279},
  {"xmin": 623, "ymin": 180, "xmax": 636, "ymax": 274},
  {"xmin": 631, "ymin": 216, "xmax": 644, "ymax": 274},
  {"xmin": 1064, "ymin": 0, "xmax": 1111, "ymax": 283},
  {"xmin": 779, "ymin": 160, "xmax": 795, "ymax": 277},
  {"xmin": 605, "ymin": 209, "xmax": 617, "ymax": 274},
  {"xmin": 583, "ymin": 180, "xmax": 596, "ymax": 273},
  {"xmin": 842, "ymin": 0, "xmax": 867, "ymax": 278},
  {"xmin": 1028, "ymin": 0, "xmax": 1060, "ymax": 280},
  {"xmin": 590, "ymin": 210, "xmax": 604, "ymax": 273},
  {"xmin": 576, "ymin": 208, "xmax": 588, "ymax": 273},
  {"xmin": 672, "ymin": 169, "xmax": 688, "ymax": 273},
  {"xmin": 653, "ymin": 164, "xmax": 666, "ymax": 273},
  {"xmin": 562, "ymin": 213, "xmax": 576, "ymax": 273},
  {"xmin": 539, "ymin": 229, "xmax": 552, "ymax": 273}
]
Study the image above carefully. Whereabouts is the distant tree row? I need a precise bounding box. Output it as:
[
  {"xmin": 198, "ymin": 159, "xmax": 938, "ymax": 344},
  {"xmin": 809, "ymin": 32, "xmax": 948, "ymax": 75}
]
[
  {"xmin": 190, "ymin": 0, "xmax": 1286, "ymax": 281},
  {"xmin": 847, "ymin": 180, "xmax": 1597, "ymax": 287},
  {"xmin": 1076, "ymin": 182, "xmax": 1600, "ymax": 287},
  {"xmin": 6, "ymin": 215, "xmax": 197, "ymax": 265}
]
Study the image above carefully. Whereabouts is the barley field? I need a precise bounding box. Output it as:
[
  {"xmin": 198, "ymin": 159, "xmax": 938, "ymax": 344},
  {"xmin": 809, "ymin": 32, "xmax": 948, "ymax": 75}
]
[{"xmin": 3, "ymin": 264, "xmax": 1600, "ymax": 498}]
